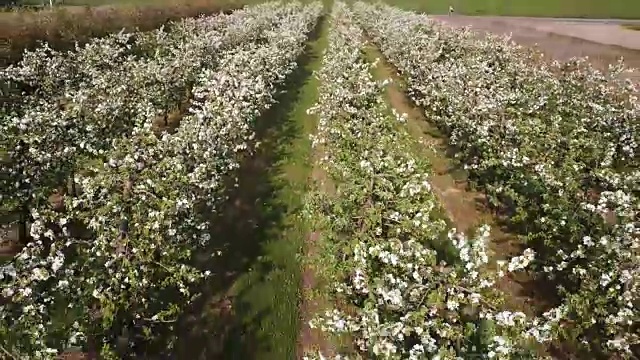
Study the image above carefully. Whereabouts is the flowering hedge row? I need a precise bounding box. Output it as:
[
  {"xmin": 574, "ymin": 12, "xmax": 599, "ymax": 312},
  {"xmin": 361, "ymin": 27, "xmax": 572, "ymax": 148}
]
[
  {"xmin": 303, "ymin": 3, "xmax": 562, "ymax": 359},
  {"xmin": 0, "ymin": 2, "xmax": 322, "ymax": 358},
  {"xmin": 0, "ymin": 2, "xmax": 292, "ymax": 236},
  {"xmin": 354, "ymin": 2, "xmax": 639, "ymax": 355}
]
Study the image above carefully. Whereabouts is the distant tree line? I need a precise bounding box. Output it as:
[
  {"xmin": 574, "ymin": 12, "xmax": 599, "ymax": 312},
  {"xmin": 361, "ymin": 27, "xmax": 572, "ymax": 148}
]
[
  {"xmin": 1, "ymin": 0, "xmax": 60, "ymax": 8},
  {"xmin": 0, "ymin": 0, "xmax": 19, "ymax": 6}
]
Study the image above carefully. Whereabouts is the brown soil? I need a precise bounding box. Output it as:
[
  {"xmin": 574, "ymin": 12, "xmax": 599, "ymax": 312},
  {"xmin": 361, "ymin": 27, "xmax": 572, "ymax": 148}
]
[
  {"xmin": 298, "ymin": 138, "xmax": 338, "ymax": 358},
  {"xmin": 298, "ymin": 231, "xmax": 337, "ymax": 359},
  {"xmin": 0, "ymin": 228, "xmax": 19, "ymax": 259},
  {"xmin": 151, "ymin": 103, "xmax": 189, "ymax": 135}
]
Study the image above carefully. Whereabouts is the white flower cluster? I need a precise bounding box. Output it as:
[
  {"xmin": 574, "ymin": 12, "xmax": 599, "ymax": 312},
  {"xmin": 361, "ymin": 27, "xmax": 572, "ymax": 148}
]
[
  {"xmin": 305, "ymin": 3, "xmax": 558, "ymax": 359},
  {"xmin": 0, "ymin": 2, "xmax": 322, "ymax": 358},
  {"xmin": 0, "ymin": 1, "xmax": 290, "ymax": 221},
  {"xmin": 354, "ymin": 2, "xmax": 638, "ymax": 355}
]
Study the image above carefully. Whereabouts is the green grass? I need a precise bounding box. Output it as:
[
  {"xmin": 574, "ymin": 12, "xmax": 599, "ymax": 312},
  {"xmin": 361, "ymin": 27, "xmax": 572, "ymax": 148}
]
[
  {"xmin": 227, "ymin": 20, "xmax": 327, "ymax": 360},
  {"xmin": 165, "ymin": 13, "xmax": 330, "ymax": 359},
  {"xmin": 174, "ymin": 12, "xmax": 326, "ymax": 360},
  {"xmin": 369, "ymin": 0, "xmax": 640, "ymax": 19}
]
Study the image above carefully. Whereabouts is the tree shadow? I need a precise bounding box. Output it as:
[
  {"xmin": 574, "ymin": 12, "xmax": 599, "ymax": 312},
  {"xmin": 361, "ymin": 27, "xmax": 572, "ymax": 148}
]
[{"xmin": 137, "ymin": 18, "xmax": 325, "ymax": 360}]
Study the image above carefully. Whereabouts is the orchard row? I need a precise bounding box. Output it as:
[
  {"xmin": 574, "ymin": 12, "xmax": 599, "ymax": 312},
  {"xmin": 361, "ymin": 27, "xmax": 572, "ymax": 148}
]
[
  {"xmin": 0, "ymin": 2, "xmax": 322, "ymax": 358},
  {"xmin": 1, "ymin": 1, "xmax": 637, "ymax": 358}
]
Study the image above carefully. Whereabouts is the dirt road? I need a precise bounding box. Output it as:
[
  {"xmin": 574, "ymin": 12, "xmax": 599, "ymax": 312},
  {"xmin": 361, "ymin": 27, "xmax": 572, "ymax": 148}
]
[{"xmin": 434, "ymin": 15, "xmax": 640, "ymax": 82}]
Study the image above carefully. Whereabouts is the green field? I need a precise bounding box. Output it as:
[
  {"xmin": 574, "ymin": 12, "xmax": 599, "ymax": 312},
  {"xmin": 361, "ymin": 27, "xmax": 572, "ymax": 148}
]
[{"xmin": 376, "ymin": 0, "xmax": 640, "ymax": 19}]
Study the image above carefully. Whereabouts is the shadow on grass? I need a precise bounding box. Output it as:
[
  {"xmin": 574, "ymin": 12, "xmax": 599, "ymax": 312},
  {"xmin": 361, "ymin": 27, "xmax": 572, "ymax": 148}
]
[{"xmin": 139, "ymin": 18, "xmax": 325, "ymax": 360}]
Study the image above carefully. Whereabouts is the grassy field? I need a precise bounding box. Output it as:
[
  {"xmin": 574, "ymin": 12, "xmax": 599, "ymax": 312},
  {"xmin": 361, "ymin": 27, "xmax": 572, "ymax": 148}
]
[{"xmin": 376, "ymin": 0, "xmax": 640, "ymax": 19}]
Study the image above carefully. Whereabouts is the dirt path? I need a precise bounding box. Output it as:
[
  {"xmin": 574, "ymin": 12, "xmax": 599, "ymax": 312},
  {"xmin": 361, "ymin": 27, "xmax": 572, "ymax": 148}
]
[
  {"xmin": 435, "ymin": 15, "xmax": 640, "ymax": 83},
  {"xmin": 364, "ymin": 42, "xmax": 576, "ymax": 359},
  {"xmin": 296, "ymin": 13, "xmax": 337, "ymax": 360},
  {"xmin": 435, "ymin": 16, "xmax": 640, "ymax": 50}
]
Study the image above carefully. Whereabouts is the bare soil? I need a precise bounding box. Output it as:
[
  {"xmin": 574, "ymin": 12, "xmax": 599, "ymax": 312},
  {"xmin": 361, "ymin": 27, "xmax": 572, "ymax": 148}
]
[
  {"xmin": 298, "ymin": 231, "xmax": 337, "ymax": 359},
  {"xmin": 298, "ymin": 120, "xmax": 338, "ymax": 359}
]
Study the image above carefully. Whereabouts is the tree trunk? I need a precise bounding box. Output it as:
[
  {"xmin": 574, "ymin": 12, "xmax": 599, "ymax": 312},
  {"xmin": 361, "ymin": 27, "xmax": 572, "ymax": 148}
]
[
  {"xmin": 70, "ymin": 169, "xmax": 77, "ymax": 197},
  {"xmin": 19, "ymin": 203, "xmax": 28, "ymax": 245}
]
